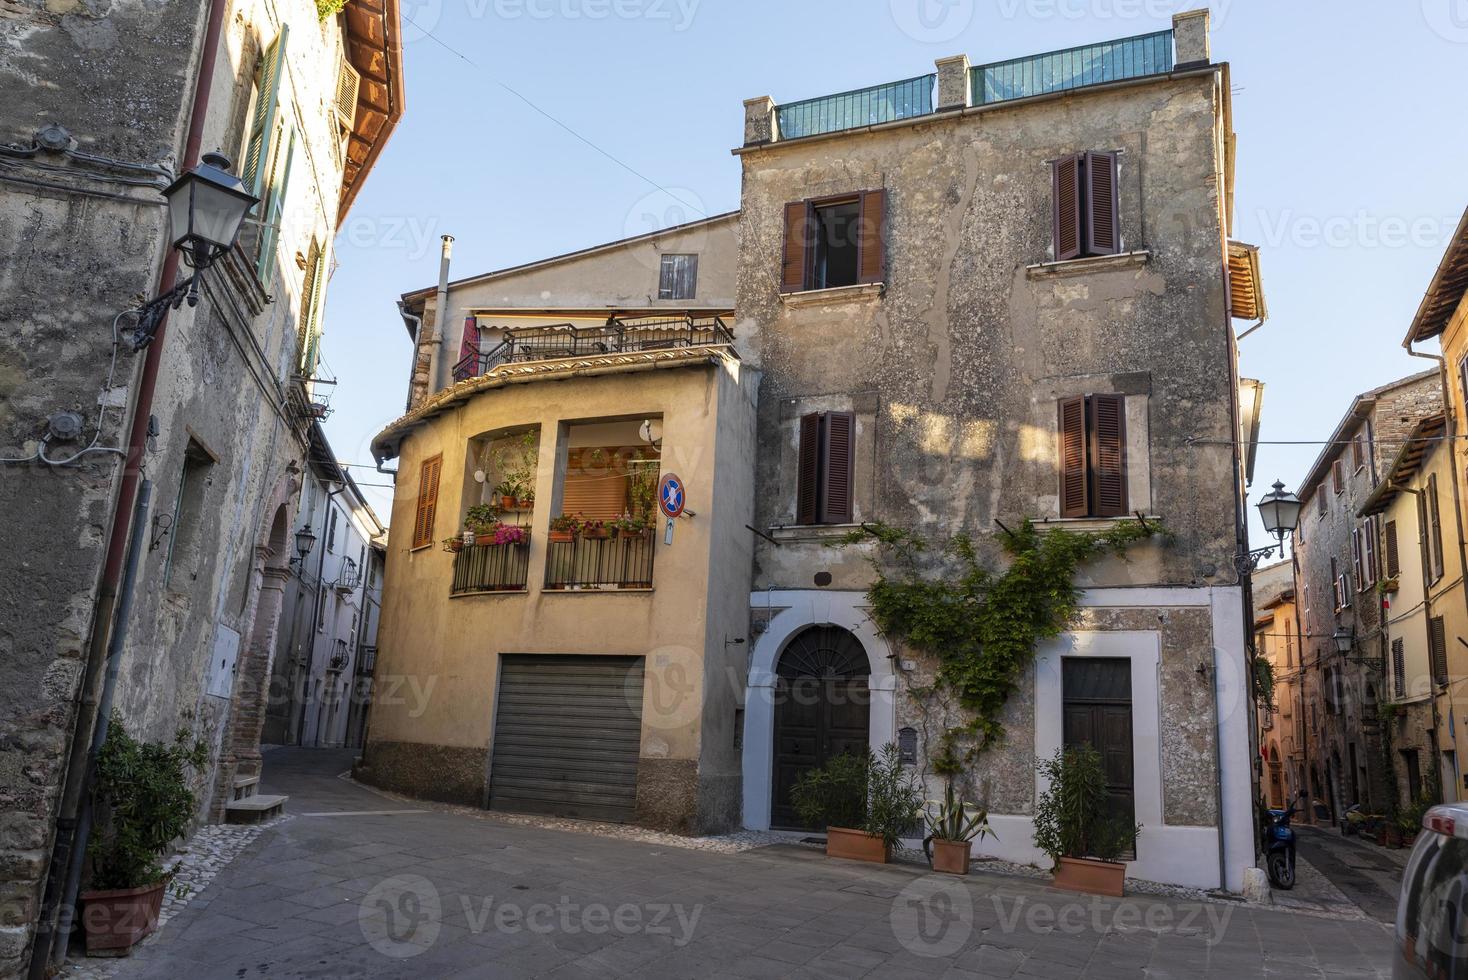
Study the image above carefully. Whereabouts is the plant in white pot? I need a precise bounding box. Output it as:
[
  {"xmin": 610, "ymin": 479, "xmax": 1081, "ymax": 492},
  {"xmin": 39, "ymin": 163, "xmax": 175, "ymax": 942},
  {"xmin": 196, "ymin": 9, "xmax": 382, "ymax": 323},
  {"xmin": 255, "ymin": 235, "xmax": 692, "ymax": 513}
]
[
  {"xmin": 923, "ymin": 781, "xmax": 994, "ymax": 875},
  {"xmin": 81, "ymin": 716, "xmax": 208, "ymax": 955},
  {"xmin": 1032, "ymin": 745, "xmax": 1141, "ymax": 897},
  {"xmin": 791, "ymin": 743, "xmax": 923, "ymax": 863}
]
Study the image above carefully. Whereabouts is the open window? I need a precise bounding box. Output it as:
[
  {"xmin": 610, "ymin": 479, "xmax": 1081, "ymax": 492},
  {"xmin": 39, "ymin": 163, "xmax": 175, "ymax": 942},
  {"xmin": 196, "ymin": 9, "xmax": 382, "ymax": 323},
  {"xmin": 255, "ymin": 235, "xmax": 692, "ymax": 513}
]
[{"xmin": 780, "ymin": 190, "xmax": 886, "ymax": 292}]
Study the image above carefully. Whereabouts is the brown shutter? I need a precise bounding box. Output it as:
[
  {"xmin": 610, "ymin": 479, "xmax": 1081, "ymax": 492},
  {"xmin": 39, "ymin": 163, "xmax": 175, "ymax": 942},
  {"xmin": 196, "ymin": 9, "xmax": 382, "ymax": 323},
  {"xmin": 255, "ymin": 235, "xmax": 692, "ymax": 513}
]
[
  {"xmin": 1058, "ymin": 396, "xmax": 1088, "ymax": 517},
  {"xmin": 1316, "ymin": 486, "xmax": 1326, "ymax": 516},
  {"xmin": 1350, "ymin": 528, "xmax": 1363, "ymax": 588},
  {"xmin": 820, "ymin": 411, "xmax": 856, "ymax": 524},
  {"xmin": 411, "ymin": 453, "xmax": 442, "ymax": 549},
  {"xmin": 1364, "ymin": 518, "xmax": 1378, "ymax": 585},
  {"xmin": 780, "ymin": 201, "xmax": 812, "ymax": 292},
  {"xmin": 1052, "ymin": 155, "xmax": 1082, "ymax": 261},
  {"xmin": 1089, "ymin": 394, "xmax": 1127, "ymax": 517},
  {"xmin": 856, "ymin": 189, "xmax": 887, "ymax": 284},
  {"xmin": 797, "ymin": 413, "xmax": 820, "ymax": 525},
  {"xmin": 561, "ymin": 449, "xmax": 631, "ymax": 521},
  {"xmin": 1429, "ymin": 474, "xmax": 1444, "ymax": 580},
  {"xmin": 1430, "ymin": 616, "xmax": 1448, "ymax": 686},
  {"xmin": 1084, "ymin": 151, "xmax": 1120, "ymax": 256},
  {"xmin": 1385, "ymin": 520, "xmax": 1400, "ymax": 577}
]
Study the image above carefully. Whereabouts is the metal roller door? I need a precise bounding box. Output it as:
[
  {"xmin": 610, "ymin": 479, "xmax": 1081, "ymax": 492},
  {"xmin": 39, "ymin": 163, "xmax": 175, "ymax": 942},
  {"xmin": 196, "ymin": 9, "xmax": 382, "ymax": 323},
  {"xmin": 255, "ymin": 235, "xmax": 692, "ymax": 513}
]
[{"xmin": 489, "ymin": 654, "xmax": 645, "ymax": 822}]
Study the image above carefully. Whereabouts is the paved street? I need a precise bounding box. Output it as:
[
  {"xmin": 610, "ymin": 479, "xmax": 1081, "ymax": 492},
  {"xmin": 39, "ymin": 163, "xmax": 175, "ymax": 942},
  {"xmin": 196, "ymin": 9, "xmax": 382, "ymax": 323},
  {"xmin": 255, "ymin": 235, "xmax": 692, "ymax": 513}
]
[
  {"xmin": 94, "ymin": 748, "xmax": 1395, "ymax": 979},
  {"xmin": 1292, "ymin": 826, "xmax": 1407, "ymax": 924}
]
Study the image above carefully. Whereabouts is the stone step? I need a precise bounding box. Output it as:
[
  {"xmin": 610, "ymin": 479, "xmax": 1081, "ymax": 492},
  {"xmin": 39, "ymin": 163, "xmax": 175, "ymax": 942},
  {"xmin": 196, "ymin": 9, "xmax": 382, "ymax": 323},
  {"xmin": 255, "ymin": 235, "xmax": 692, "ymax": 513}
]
[
  {"xmin": 232, "ymin": 775, "xmax": 260, "ymax": 800},
  {"xmin": 224, "ymin": 794, "xmax": 287, "ymax": 824}
]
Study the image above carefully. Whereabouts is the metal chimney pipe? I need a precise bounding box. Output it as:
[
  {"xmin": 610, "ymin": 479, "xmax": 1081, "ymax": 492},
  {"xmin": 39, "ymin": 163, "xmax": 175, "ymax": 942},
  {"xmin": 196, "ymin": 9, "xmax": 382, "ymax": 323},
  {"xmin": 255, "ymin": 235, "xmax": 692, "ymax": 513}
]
[{"xmin": 427, "ymin": 235, "xmax": 453, "ymax": 395}]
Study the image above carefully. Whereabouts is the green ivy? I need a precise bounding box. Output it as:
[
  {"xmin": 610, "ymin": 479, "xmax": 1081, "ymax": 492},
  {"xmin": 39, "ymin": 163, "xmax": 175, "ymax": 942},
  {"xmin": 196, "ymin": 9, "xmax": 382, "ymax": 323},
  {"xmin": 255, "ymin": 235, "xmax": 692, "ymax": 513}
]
[
  {"xmin": 317, "ymin": 0, "xmax": 347, "ymax": 20},
  {"xmin": 1253, "ymin": 656, "xmax": 1276, "ymax": 709},
  {"xmin": 841, "ymin": 518, "xmax": 1163, "ymax": 759}
]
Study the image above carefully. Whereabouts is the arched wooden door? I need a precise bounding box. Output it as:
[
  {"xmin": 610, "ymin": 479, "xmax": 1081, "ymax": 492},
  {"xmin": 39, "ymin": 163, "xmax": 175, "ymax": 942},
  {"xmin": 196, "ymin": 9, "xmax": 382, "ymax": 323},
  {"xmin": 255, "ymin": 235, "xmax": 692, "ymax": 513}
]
[{"xmin": 770, "ymin": 626, "xmax": 870, "ymax": 830}]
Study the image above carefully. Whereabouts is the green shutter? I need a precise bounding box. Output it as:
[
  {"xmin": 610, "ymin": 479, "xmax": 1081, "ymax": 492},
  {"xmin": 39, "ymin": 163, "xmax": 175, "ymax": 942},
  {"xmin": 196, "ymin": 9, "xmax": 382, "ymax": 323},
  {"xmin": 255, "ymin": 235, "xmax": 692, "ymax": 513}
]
[
  {"xmin": 255, "ymin": 125, "xmax": 294, "ymax": 287},
  {"xmin": 241, "ymin": 26, "xmax": 289, "ymax": 198}
]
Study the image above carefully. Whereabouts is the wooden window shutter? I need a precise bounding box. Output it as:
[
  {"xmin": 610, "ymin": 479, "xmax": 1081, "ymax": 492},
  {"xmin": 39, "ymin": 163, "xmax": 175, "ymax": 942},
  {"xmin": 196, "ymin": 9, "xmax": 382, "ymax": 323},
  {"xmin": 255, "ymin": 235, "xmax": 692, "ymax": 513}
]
[
  {"xmin": 1058, "ymin": 396, "xmax": 1088, "ymax": 517},
  {"xmin": 1350, "ymin": 528, "xmax": 1363, "ymax": 588},
  {"xmin": 1365, "ymin": 518, "xmax": 1379, "ymax": 584},
  {"xmin": 242, "ymin": 27, "xmax": 289, "ymax": 199},
  {"xmin": 1331, "ymin": 459, "xmax": 1344, "ymax": 494},
  {"xmin": 1392, "ymin": 639, "xmax": 1406, "ymax": 699},
  {"xmin": 1316, "ymin": 486, "xmax": 1326, "ymax": 516},
  {"xmin": 1459, "ymin": 354, "xmax": 1468, "ymax": 410},
  {"xmin": 1430, "ymin": 616, "xmax": 1448, "ymax": 686},
  {"xmin": 411, "ymin": 454, "xmax": 442, "ymax": 549},
  {"xmin": 1084, "ymin": 151, "xmax": 1120, "ymax": 256},
  {"xmin": 1052, "ymin": 155, "xmax": 1083, "ymax": 261},
  {"xmin": 781, "ymin": 201, "xmax": 812, "ymax": 292},
  {"xmin": 856, "ymin": 189, "xmax": 887, "ymax": 284},
  {"xmin": 820, "ymin": 412, "xmax": 856, "ymax": 524},
  {"xmin": 561, "ymin": 449, "xmax": 631, "ymax": 522},
  {"xmin": 1384, "ymin": 519, "xmax": 1400, "ymax": 577},
  {"xmin": 1429, "ymin": 474, "xmax": 1445, "ymax": 580},
  {"xmin": 255, "ymin": 125, "xmax": 295, "ymax": 287},
  {"xmin": 296, "ymin": 238, "xmax": 322, "ymax": 367},
  {"xmin": 797, "ymin": 413, "xmax": 821, "ymax": 525},
  {"xmin": 1089, "ymin": 394, "xmax": 1127, "ymax": 517}
]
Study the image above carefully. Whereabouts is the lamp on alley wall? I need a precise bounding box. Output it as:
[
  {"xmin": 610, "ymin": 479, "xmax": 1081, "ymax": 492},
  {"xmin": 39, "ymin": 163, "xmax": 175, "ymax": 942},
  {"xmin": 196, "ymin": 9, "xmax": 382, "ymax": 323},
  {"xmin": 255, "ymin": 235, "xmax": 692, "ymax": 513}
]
[
  {"xmin": 130, "ymin": 152, "xmax": 259, "ymax": 351},
  {"xmin": 1234, "ymin": 479, "xmax": 1302, "ymax": 575},
  {"xmin": 291, "ymin": 524, "xmax": 318, "ymax": 569}
]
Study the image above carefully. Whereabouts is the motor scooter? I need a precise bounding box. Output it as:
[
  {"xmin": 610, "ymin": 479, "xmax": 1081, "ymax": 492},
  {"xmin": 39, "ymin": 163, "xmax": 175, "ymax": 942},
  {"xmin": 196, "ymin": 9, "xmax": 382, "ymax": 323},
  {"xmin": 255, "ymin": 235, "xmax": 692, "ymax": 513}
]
[{"xmin": 1260, "ymin": 790, "xmax": 1304, "ymax": 889}]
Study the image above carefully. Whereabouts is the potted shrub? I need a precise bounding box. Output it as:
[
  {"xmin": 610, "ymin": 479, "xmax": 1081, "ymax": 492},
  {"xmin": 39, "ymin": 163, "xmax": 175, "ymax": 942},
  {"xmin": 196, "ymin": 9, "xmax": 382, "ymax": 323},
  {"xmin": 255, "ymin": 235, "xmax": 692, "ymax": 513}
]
[
  {"xmin": 493, "ymin": 480, "xmax": 520, "ymax": 512},
  {"xmin": 492, "ymin": 431, "xmax": 538, "ymax": 509},
  {"xmin": 548, "ymin": 514, "xmax": 579, "ymax": 543},
  {"xmin": 923, "ymin": 780, "xmax": 994, "ymax": 875},
  {"xmin": 1033, "ymin": 745, "xmax": 1141, "ymax": 897},
  {"xmin": 465, "ymin": 504, "xmax": 499, "ymax": 545},
  {"xmin": 81, "ymin": 717, "xmax": 207, "ymax": 955},
  {"xmin": 791, "ymin": 744, "xmax": 923, "ymax": 864}
]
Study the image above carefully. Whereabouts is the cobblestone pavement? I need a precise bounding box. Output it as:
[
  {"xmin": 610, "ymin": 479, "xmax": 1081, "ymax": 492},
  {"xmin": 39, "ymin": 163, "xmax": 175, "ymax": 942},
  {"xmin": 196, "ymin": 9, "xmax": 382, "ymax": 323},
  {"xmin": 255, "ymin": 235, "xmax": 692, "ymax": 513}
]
[
  {"xmin": 1291, "ymin": 825, "xmax": 1407, "ymax": 924},
  {"xmin": 82, "ymin": 748, "xmax": 1393, "ymax": 979}
]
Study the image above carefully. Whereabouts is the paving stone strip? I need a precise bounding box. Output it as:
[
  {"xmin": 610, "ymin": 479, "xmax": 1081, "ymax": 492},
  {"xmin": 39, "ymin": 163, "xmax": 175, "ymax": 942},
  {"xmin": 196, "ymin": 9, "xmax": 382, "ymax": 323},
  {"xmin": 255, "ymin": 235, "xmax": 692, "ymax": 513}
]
[{"xmin": 60, "ymin": 816, "xmax": 290, "ymax": 979}]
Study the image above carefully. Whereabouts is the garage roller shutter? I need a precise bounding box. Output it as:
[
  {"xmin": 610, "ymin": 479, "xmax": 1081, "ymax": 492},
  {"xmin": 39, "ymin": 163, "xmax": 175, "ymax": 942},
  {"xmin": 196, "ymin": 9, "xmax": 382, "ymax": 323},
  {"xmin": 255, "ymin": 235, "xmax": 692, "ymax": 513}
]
[{"xmin": 489, "ymin": 654, "xmax": 645, "ymax": 822}]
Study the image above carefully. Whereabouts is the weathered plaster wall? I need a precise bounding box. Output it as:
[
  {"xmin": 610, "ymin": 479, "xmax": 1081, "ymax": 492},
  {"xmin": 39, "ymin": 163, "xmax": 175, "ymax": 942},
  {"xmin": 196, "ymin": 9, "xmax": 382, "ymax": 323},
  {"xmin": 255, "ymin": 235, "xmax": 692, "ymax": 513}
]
[{"xmin": 361, "ymin": 357, "xmax": 756, "ymax": 832}]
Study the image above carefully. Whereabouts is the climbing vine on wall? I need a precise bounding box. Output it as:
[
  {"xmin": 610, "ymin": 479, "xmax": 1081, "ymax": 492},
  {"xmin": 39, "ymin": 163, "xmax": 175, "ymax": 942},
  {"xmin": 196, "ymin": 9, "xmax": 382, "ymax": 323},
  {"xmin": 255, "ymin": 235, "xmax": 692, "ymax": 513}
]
[{"xmin": 841, "ymin": 518, "xmax": 1165, "ymax": 769}]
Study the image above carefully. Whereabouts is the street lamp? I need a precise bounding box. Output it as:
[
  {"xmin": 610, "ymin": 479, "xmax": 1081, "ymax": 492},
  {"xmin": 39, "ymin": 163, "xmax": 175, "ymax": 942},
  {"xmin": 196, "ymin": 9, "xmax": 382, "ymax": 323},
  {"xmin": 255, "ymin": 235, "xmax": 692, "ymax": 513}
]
[
  {"xmin": 130, "ymin": 152, "xmax": 259, "ymax": 350},
  {"xmin": 161, "ymin": 152, "xmax": 259, "ymax": 272},
  {"xmin": 1234, "ymin": 480, "xmax": 1303, "ymax": 574},
  {"xmin": 290, "ymin": 524, "xmax": 317, "ymax": 569},
  {"xmin": 1332, "ymin": 626, "xmax": 1355, "ymax": 656}
]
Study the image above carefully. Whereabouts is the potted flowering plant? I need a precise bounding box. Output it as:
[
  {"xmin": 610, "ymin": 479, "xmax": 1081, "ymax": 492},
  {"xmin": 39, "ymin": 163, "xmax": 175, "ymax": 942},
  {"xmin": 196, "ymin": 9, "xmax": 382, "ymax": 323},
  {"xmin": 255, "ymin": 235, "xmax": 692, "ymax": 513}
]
[
  {"xmin": 1032, "ymin": 745, "xmax": 1140, "ymax": 897},
  {"xmin": 490, "ymin": 522, "xmax": 529, "ymax": 547},
  {"xmin": 81, "ymin": 717, "xmax": 208, "ymax": 954},
  {"xmin": 548, "ymin": 514, "xmax": 579, "ymax": 543},
  {"xmin": 611, "ymin": 513, "xmax": 651, "ymax": 540},
  {"xmin": 580, "ymin": 518, "xmax": 610, "ymax": 540}
]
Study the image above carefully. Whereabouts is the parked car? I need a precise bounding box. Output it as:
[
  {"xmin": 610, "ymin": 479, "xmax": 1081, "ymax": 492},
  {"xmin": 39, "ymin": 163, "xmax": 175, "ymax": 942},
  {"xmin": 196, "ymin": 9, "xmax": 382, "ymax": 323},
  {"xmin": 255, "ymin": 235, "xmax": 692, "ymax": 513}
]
[{"xmin": 1395, "ymin": 803, "xmax": 1468, "ymax": 979}]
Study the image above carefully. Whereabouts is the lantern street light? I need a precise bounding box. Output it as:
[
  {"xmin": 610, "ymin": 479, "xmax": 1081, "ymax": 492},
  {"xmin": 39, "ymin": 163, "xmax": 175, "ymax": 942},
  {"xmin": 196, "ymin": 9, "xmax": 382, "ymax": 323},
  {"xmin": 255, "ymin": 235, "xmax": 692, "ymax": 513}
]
[
  {"xmin": 1234, "ymin": 480, "xmax": 1303, "ymax": 574},
  {"xmin": 290, "ymin": 524, "xmax": 318, "ymax": 569},
  {"xmin": 1332, "ymin": 625, "xmax": 1355, "ymax": 656},
  {"xmin": 130, "ymin": 152, "xmax": 259, "ymax": 350}
]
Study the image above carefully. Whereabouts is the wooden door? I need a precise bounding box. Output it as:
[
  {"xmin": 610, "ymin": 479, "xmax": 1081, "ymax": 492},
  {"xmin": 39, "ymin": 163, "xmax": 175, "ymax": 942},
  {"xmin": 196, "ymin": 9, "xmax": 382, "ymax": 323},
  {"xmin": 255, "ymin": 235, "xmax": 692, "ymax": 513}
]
[{"xmin": 1062, "ymin": 658, "xmax": 1136, "ymax": 851}]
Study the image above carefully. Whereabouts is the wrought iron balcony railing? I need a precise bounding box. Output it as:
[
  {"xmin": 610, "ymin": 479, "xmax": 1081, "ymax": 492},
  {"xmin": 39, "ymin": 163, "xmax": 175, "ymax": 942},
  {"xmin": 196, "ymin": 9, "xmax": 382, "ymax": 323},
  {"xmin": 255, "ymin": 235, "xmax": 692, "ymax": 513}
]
[
  {"xmin": 544, "ymin": 531, "xmax": 655, "ymax": 591},
  {"xmin": 775, "ymin": 74, "xmax": 935, "ymax": 140},
  {"xmin": 451, "ymin": 539, "xmax": 532, "ymax": 594},
  {"xmin": 971, "ymin": 29, "xmax": 1173, "ymax": 106},
  {"xmin": 453, "ymin": 315, "xmax": 733, "ymax": 382}
]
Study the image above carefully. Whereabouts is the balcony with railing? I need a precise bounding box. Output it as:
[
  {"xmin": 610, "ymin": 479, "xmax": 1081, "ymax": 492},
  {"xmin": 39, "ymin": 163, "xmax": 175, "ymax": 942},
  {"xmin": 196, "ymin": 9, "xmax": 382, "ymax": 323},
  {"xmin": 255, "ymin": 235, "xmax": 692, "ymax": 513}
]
[
  {"xmin": 450, "ymin": 537, "xmax": 532, "ymax": 594},
  {"xmin": 760, "ymin": 28, "xmax": 1178, "ymax": 143},
  {"xmin": 545, "ymin": 528, "xmax": 656, "ymax": 591},
  {"xmin": 971, "ymin": 30, "xmax": 1173, "ymax": 106},
  {"xmin": 453, "ymin": 315, "xmax": 734, "ymax": 383}
]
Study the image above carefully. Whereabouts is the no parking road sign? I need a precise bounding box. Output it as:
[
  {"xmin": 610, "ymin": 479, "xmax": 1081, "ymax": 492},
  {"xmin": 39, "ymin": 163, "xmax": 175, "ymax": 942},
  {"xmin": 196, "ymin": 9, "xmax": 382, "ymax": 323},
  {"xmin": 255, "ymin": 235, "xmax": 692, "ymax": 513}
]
[{"xmin": 658, "ymin": 473, "xmax": 686, "ymax": 519}]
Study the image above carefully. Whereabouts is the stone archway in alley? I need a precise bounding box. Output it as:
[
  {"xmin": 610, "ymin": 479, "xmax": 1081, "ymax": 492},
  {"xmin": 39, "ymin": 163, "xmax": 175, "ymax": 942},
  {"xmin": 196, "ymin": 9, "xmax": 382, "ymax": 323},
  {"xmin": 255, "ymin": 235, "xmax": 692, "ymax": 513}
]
[{"xmin": 210, "ymin": 480, "xmax": 296, "ymax": 820}]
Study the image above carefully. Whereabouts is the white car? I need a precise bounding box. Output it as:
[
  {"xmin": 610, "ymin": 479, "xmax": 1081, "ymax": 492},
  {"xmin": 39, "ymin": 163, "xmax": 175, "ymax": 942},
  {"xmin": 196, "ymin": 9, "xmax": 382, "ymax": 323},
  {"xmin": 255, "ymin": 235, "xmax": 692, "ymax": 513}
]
[{"xmin": 1396, "ymin": 803, "xmax": 1468, "ymax": 978}]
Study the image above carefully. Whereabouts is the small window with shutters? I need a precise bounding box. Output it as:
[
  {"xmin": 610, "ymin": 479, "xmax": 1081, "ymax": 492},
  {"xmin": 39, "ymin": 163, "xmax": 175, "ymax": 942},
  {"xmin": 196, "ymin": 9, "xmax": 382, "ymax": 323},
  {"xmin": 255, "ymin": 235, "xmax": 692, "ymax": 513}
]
[
  {"xmin": 657, "ymin": 254, "xmax": 698, "ymax": 300},
  {"xmin": 1384, "ymin": 519, "xmax": 1400, "ymax": 578},
  {"xmin": 1430, "ymin": 616, "xmax": 1449, "ymax": 687},
  {"xmin": 411, "ymin": 453, "xmax": 442, "ymax": 550},
  {"xmin": 1057, "ymin": 394, "xmax": 1128, "ymax": 518},
  {"xmin": 780, "ymin": 190, "xmax": 886, "ymax": 293},
  {"xmin": 1316, "ymin": 485, "xmax": 1327, "ymax": 518},
  {"xmin": 1050, "ymin": 151, "xmax": 1120, "ymax": 261},
  {"xmin": 1332, "ymin": 459, "xmax": 1345, "ymax": 495},
  {"xmin": 1428, "ymin": 473, "xmax": 1445, "ymax": 583},
  {"xmin": 796, "ymin": 411, "xmax": 856, "ymax": 525},
  {"xmin": 1391, "ymin": 638, "xmax": 1406, "ymax": 699},
  {"xmin": 1351, "ymin": 434, "xmax": 1365, "ymax": 472}
]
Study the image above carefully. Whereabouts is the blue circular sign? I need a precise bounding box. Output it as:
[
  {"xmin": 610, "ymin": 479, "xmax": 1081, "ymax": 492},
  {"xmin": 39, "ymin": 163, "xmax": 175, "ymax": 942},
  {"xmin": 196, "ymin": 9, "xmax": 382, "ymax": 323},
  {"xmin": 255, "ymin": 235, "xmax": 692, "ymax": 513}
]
[{"xmin": 658, "ymin": 473, "xmax": 686, "ymax": 519}]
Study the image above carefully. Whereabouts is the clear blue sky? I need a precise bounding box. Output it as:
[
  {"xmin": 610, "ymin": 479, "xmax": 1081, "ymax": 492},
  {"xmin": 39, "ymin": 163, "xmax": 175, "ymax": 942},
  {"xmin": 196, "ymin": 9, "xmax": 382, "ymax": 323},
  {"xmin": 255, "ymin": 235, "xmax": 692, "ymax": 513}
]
[{"xmin": 322, "ymin": 0, "xmax": 1468, "ymax": 551}]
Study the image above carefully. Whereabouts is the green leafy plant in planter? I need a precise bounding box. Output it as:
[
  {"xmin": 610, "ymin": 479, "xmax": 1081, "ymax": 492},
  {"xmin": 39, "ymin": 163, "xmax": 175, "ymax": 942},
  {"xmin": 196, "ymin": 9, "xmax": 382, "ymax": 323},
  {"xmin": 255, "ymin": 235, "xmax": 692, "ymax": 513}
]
[
  {"xmin": 82, "ymin": 716, "xmax": 208, "ymax": 952},
  {"xmin": 464, "ymin": 504, "xmax": 500, "ymax": 537},
  {"xmin": 492, "ymin": 431, "xmax": 539, "ymax": 507},
  {"xmin": 1032, "ymin": 745, "xmax": 1141, "ymax": 896},
  {"xmin": 791, "ymin": 743, "xmax": 924, "ymax": 863},
  {"xmin": 923, "ymin": 780, "xmax": 994, "ymax": 875}
]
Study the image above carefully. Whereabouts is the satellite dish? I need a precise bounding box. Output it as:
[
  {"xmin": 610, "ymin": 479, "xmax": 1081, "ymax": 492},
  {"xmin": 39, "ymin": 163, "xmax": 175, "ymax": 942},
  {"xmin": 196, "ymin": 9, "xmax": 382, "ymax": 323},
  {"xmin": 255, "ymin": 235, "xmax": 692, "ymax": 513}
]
[
  {"xmin": 473, "ymin": 469, "xmax": 486, "ymax": 483},
  {"xmin": 639, "ymin": 419, "xmax": 663, "ymax": 445}
]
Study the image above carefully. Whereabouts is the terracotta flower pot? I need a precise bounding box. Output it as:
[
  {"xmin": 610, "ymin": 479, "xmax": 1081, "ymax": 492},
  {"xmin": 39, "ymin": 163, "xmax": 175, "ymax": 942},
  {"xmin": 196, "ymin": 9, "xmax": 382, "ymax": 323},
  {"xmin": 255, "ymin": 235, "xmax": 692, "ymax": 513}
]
[
  {"xmin": 475, "ymin": 533, "xmax": 496, "ymax": 546},
  {"xmin": 500, "ymin": 495, "xmax": 517, "ymax": 510},
  {"xmin": 516, "ymin": 498, "xmax": 534, "ymax": 510},
  {"xmin": 548, "ymin": 530, "xmax": 575, "ymax": 543},
  {"xmin": 930, "ymin": 838, "xmax": 972, "ymax": 875},
  {"xmin": 582, "ymin": 528, "xmax": 610, "ymax": 540},
  {"xmin": 1052, "ymin": 856, "xmax": 1126, "ymax": 897},
  {"xmin": 825, "ymin": 827, "xmax": 888, "ymax": 864},
  {"xmin": 444, "ymin": 539, "xmax": 463, "ymax": 553},
  {"xmin": 81, "ymin": 879, "xmax": 167, "ymax": 954}
]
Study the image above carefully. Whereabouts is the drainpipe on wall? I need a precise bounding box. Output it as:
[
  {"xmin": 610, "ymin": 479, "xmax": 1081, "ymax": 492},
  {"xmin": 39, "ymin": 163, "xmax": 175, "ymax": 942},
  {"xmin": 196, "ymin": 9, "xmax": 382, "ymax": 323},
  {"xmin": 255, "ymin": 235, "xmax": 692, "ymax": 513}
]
[
  {"xmin": 426, "ymin": 235, "xmax": 453, "ymax": 397},
  {"xmin": 397, "ymin": 299, "xmax": 423, "ymax": 419},
  {"xmin": 1405, "ymin": 341, "xmax": 1460, "ymax": 800},
  {"xmin": 30, "ymin": 0, "xmax": 229, "ymax": 971}
]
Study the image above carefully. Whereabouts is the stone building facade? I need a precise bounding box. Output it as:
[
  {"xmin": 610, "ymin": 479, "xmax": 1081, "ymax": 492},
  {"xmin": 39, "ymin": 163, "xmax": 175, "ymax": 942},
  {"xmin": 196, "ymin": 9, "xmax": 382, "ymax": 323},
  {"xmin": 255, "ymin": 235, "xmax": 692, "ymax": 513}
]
[
  {"xmin": 1291, "ymin": 370, "xmax": 1442, "ymax": 822},
  {"xmin": 732, "ymin": 11, "xmax": 1261, "ymax": 891},
  {"xmin": 1251, "ymin": 561, "xmax": 1301, "ymax": 811},
  {"xmin": 0, "ymin": 0, "xmax": 401, "ymax": 972}
]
